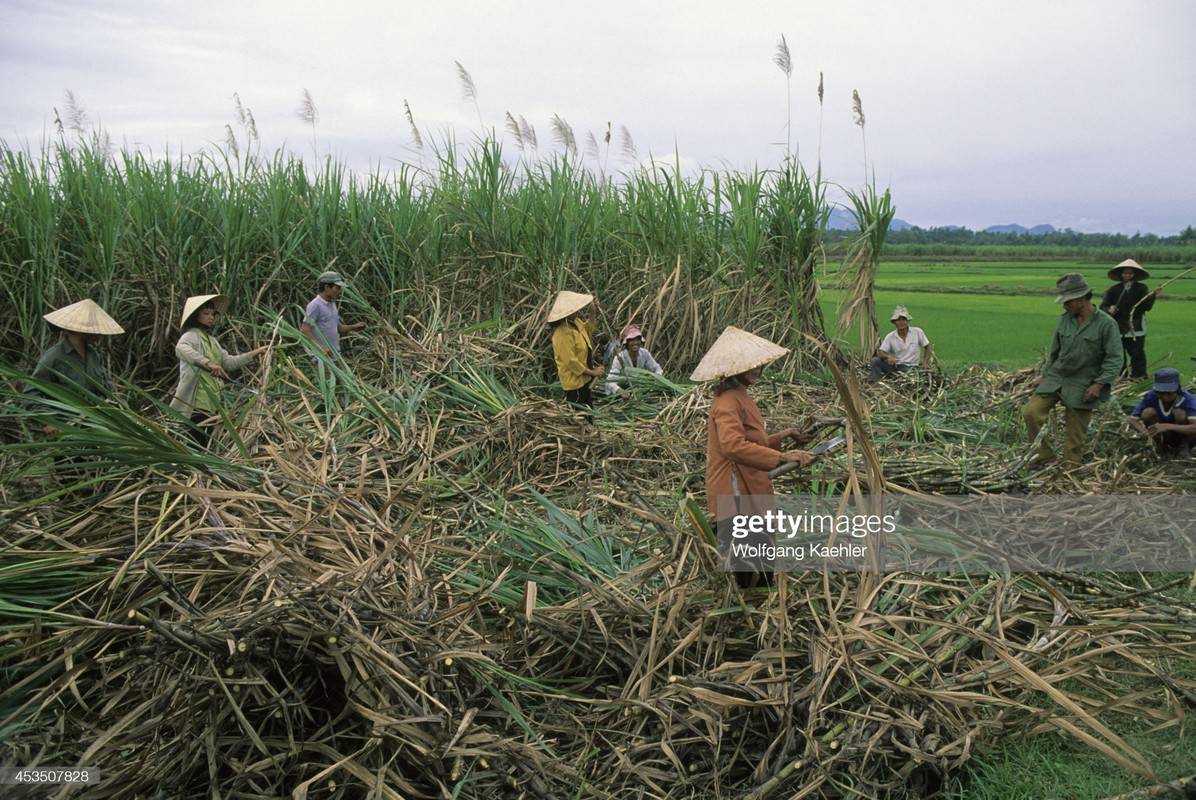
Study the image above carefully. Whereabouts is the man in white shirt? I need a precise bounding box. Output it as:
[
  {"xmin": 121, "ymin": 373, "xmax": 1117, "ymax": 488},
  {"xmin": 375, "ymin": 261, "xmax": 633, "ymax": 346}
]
[
  {"xmin": 870, "ymin": 305, "xmax": 933, "ymax": 383},
  {"xmin": 604, "ymin": 324, "xmax": 663, "ymax": 395},
  {"xmin": 301, "ymin": 271, "xmax": 366, "ymax": 357}
]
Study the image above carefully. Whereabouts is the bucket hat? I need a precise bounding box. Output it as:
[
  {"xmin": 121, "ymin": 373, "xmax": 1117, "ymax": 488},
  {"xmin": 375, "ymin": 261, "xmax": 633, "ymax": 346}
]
[
  {"xmin": 547, "ymin": 291, "xmax": 593, "ymax": 323},
  {"xmin": 43, "ymin": 299, "xmax": 124, "ymax": 335},
  {"xmin": 1152, "ymin": 367, "xmax": 1181, "ymax": 393},
  {"xmin": 318, "ymin": 271, "xmax": 346, "ymax": 288},
  {"xmin": 621, "ymin": 324, "xmax": 644, "ymax": 343},
  {"xmin": 690, "ymin": 326, "xmax": 789, "ymax": 382},
  {"xmin": 1054, "ymin": 273, "xmax": 1092, "ymax": 303},
  {"xmin": 1107, "ymin": 258, "xmax": 1150, "ymax": 282},
  {"xmin": 890, "ymin": 305, "xmax": 912, "ymax": 322},
  {"xmin": 180, "ymin": 294, "xmax": 230, "ymax": 327}
]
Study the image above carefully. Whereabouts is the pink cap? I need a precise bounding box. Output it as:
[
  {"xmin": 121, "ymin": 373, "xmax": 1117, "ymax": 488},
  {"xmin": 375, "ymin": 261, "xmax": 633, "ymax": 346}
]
[{"xmin": 621, "ymin": 324, "xmax": 644, "ymax": 342}]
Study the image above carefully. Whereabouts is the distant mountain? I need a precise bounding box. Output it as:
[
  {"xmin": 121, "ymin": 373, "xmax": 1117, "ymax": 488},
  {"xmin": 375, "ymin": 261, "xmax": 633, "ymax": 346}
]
[
  {"xmin": 826, "ymin": 208, "xmax": 913, "ymax": 231},
  {"xmin": 826, "ymin": 208, "xmax": 854, "ymax": 230},
  {"xmin": 825, "ymin": 209, "xmax": 1055, "ymax": 235},
  {"xmin": 982, "ymin": 223, "xmax": 1057, "ymax": 235}
]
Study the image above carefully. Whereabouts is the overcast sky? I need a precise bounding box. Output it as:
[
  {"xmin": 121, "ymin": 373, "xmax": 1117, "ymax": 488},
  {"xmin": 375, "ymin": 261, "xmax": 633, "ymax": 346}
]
[{"xmin": 2, "ymin": 0, "xmax": 1194, "ymax": 235}]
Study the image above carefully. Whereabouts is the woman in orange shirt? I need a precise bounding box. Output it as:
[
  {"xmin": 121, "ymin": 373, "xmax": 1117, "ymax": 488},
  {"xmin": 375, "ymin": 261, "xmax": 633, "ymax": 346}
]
[{"xmin": 692, "ymin": 326, "xmax": 815, "ymax": 587}]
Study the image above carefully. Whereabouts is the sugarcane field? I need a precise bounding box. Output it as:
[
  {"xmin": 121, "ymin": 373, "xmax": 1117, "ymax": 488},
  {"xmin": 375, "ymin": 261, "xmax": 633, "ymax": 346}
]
[{"xmin": 2, "ymin": 128, "xmax": 1195, "ymax": 800}]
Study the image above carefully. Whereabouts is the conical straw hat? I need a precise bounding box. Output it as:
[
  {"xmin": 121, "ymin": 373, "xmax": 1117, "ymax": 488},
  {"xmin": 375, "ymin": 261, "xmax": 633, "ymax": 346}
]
[
  {"xmin": 180, "ymin": 294, "xmax": 230, "ymax": 327},
  {"xmin": 547, "ymin": 291, "xmax": 593, "ymax": 323},
  {"xmin": 690, "ymin": 326, "xmax": 789, "ymax": 381},
  {"xmin": 1107, "ymin": 258, "xmax": 1149, "ymax": 281},
  {"xmin": 42, "ymin": 299, "xmax": 124, "ymax": 335}
]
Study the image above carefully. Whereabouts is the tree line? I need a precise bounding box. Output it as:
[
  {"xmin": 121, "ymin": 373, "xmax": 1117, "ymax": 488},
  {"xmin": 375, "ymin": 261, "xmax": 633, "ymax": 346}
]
[{"xmin": 863, "ymin": 224, "xmax": 1196, "ymax": 262}]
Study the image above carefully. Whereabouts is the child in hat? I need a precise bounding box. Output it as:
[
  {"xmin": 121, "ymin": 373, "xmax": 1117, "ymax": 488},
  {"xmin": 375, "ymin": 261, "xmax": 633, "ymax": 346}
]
[
  {"xmin": 604, "ymin": 324, "xmax": 663, "ymax": 395},
  {"xmin": 1128, "ymin": 367, "xmax": 1195, "ymax": 459}
]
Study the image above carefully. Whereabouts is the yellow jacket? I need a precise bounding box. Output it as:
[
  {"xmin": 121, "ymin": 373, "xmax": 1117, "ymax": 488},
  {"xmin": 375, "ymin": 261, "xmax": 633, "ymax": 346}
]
[{"xmin": 552, "ymin": 318, "xmax": 595, "ymax": 390}]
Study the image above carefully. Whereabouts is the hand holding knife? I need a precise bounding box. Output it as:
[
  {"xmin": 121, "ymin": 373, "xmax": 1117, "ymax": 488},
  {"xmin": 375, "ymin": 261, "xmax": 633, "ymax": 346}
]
[{"xmin": 769, "ymin": 417, "xmax": 848, "ymax": 479}]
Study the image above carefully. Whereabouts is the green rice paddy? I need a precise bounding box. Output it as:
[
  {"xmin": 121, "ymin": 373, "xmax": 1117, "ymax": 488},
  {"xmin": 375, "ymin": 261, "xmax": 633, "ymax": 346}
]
[{"xmin": 820, "ymin": 261, "xmax": 1195, "ymax": 378}]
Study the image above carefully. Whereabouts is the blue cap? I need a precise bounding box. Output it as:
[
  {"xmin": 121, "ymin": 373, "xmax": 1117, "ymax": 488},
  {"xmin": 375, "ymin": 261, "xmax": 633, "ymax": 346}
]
[{"xmin": 1152, "ymin": 368, "xmax": 1181, "ymax": 393}]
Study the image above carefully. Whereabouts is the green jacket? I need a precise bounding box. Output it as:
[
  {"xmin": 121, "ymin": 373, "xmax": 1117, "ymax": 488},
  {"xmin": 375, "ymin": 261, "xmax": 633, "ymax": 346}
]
[
  {"xmin": 1037, "ymin": 308, "xmax": 1122, "ymax": 409},
  {"xmin": 28, "ymin": 337, "xmax": 112, "ymax": 398},
  {"xmin": 24, "ymin": 337, "xmax": 113, "ymax": 429}
]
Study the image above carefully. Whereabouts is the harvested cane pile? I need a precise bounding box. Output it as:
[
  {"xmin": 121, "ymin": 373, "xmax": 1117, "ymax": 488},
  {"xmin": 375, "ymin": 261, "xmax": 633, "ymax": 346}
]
[{"xmin": 1, "ymin": 329, "xmax": 1194, "ymax": 799}]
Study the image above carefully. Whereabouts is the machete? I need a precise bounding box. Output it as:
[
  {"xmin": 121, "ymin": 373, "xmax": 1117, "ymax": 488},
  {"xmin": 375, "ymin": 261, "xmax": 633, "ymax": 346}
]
[{"xmin": 768, "ymin": 433, "xmax": 847, "ymax": 479}]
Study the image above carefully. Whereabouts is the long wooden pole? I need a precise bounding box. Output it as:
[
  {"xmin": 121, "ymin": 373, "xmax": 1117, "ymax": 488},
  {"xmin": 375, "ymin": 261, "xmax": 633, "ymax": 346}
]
[{"xmin": 1126, "ymin": 264, "xmax": 1196, "ymax": 339}]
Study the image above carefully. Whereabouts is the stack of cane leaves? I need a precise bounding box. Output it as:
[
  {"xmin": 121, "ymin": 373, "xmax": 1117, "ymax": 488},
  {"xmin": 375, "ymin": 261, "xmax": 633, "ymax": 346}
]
[
  {"xmin": 781, "ymin": 364, "xmax": 1196, "ymax": 496},
  {"xmin": 2, "ymin": 334, "xmax": 1194, "ymax": 799}
]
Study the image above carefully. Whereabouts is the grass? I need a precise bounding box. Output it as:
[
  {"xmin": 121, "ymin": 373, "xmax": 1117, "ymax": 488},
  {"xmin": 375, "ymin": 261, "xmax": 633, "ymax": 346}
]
[
  {"xmin": 0, "ymin": 139, "xmax": 838, "ymax": 383},
  {"xmin": 949, "ymin": 576, "xmax": 1196, "ymax": 799},
  {"xmin": 4, "ymin": 322, "xmax": 1193, "ymax": 799},
  {"xmin": 953, "ymin": 722, "xmax": 1196, "ymax": 800},
  {"xmin": 2, "ymin": 134, "xmax": 1195, "ymax": 799},
  {"xmin": 950, "ymin": 647, "xmax": 1196, "ymax": 800},
  {"xmin": 870, "ymin": 260, "xmax": 1196, "ymax": 297},
  {"xmin": 951, "ymin": 577, "xmax": 1196, "ymax": 799}
]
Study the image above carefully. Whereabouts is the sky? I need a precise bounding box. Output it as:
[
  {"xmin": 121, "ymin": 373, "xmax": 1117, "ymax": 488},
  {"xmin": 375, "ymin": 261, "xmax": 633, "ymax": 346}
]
[{"xmin": 2, "ymin": 0, "xmax": 1194, "ymax": 235}]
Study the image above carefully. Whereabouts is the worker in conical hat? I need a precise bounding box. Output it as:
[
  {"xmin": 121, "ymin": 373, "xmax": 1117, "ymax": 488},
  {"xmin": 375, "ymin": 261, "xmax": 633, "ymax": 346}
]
[
  {"xmin": 692, "ymin": 326, "xmax": 815, "ymax": 587},
  {"xmin": 1099, "ymin": 258, "xmax": 1161, "ymax": 379},
  {"xmin": 170, "ymin": 293, "xmax": 270, "ymax": 448},
  {"xmin": 548, "ymin": 290, "xmax": 604, "ymax": 411},
  {"xmin": 27, "ymin": 299, "xmax": 124, "ymax": 436}
]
